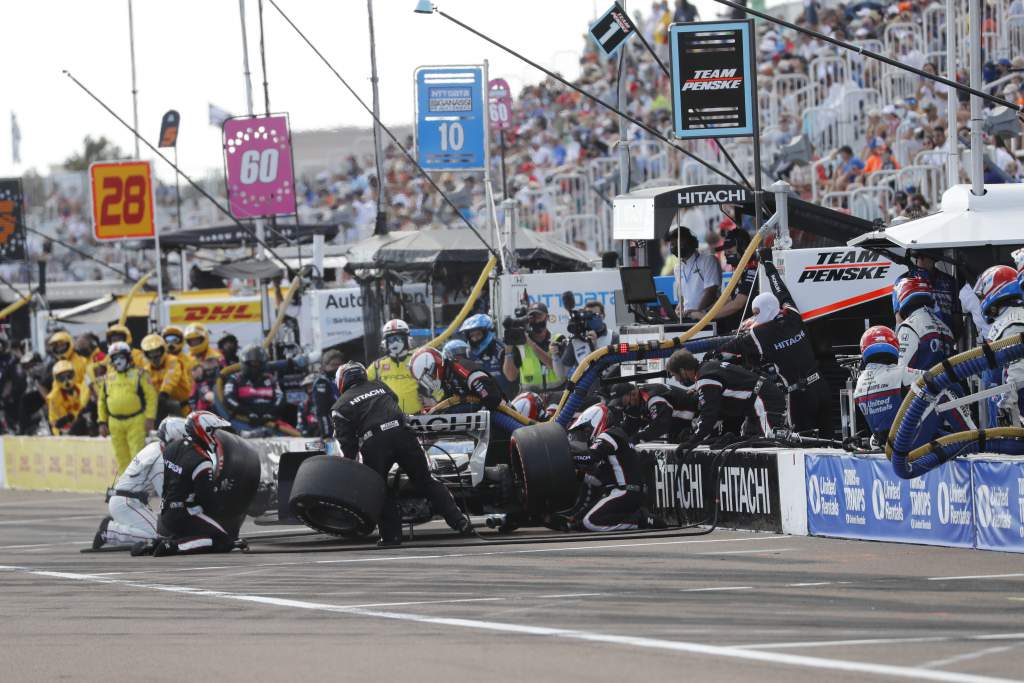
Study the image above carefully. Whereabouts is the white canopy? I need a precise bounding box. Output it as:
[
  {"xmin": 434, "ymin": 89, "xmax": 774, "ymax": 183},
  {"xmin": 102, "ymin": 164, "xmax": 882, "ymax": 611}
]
[{"xmin": 849, "ymin": 184, "xmax": 1024, "ymax": 250}]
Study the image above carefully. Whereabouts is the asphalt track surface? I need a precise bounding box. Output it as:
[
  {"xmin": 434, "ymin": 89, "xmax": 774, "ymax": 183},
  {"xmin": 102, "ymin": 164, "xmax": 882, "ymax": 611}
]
[{"xmin": 2, "ymin": 490, "xmax": 1023, "ymax": 682}]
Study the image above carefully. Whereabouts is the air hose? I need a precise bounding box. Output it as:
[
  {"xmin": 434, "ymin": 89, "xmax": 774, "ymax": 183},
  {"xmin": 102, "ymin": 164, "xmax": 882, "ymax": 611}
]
[
  {"xmin": 885, "ymin": 332, "xmax": 1024, "ymax": 478},
  {"xmin": 549, "ymin": 216, "xmax": 774, "ymax": 426}
]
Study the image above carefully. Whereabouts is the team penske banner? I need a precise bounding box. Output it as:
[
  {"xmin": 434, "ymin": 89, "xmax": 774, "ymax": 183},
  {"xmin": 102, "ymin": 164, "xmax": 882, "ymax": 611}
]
[
  {"xmin": 670, "ymin": 20, "xmax": 755, "ymax": 139},
  {"xmin": 775, "ymin": 246, "xmax": 906, "ymax": 321}
]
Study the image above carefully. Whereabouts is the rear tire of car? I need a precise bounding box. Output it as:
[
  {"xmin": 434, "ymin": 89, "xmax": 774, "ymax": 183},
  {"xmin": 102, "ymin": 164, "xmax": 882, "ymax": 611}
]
[
  {"xmin": 510, "ymin": 422, "xmax": 578, "ymax": 514},
  {"xmin": 214, "ymin": 431, "xmax": 262, "ymax": 520},
  {"xmin": 288, "ymin": 455, "xmax": 387, "ymax": 537}
]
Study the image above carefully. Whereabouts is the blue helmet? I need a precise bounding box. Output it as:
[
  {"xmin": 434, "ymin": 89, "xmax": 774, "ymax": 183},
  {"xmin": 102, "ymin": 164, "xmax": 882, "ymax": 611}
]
[
  {"xmin": 459, "ymin": 314, "xmax": 495, "ymax": 353},
  {"xmin": 442, "ymin": 339, "xmax": 470, "ymax": 361},
  {"xmin": 974, "ymin": 265, "xmax": 1021, "ymax": 322},
  {"xmin": 891, "ymin": 276, "xmax": 934, "ymax": 316}
]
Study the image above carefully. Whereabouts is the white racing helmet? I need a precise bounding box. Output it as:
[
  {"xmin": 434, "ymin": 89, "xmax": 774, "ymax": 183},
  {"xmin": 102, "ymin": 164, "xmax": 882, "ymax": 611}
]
[
  {"xmin": 382, "ymin": 319, "xmax": 411, "ymax": 358},
  {"xmin": 568, "ymin": 403, "xmax": 611, "ymax": 442},
  {"xmin": 410, "ymin": 346, "xmax": 444, "ymax": 396},
  {"xmin": 157, "ymin": 416, "xmax": 187, "ymax": 445}
]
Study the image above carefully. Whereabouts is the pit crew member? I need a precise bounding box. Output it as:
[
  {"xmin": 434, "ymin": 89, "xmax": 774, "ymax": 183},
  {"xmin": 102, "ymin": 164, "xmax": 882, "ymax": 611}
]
[
  {"xmin": 610, "ymin": 381, "xmax": 696, "ymax": 442},
  {"xmin": 459, "ymin": 314, "xmax": 517, "ymax": 398},
  {"xmin": 223, "ymin": 344, "xmax": 285, "ymax": 426},
  {"xmin": 184, "ymin": 323, "xmax": 224, "ymax": 365},
  {"xmin": 894, "ymin": 276, "xmax": 956, "ymax": 371},
  {"xmin": 410, "ymin": 340, "xmax": 503, "ymax": 412},
  {"xmin": 368, "ymin": 319, "xmax": 422, "ymax": 413},
  {"xmin": 975, "ymin": 265, "xmax": 1024, "ymax": 425},
  {"xmin": 141, "ymin": 334, "xmax": 193, "ymax": 422},
  {"xmin": 331, "ymin": 362, "xmax": 471, "ymax": 545},
  {"xmin": 311, "ymin": 349, "xmax": 343, "ymax": 437},
  {"xmin": 98, "ymin": 342, "xmax": 157, "ymax": 473},
  {"xmin": 47, "ymin": 360, "xmax": 92, "ymax": 436}
]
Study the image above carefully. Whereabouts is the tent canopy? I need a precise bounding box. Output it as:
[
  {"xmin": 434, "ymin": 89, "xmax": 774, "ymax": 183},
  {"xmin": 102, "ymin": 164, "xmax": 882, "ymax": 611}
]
[
  {"xmin": 346, "ymin": 228, "xmax": 596, "ymax": 272},
  {"xmin": 850, "ymin": 184, "xmax": 1024, "ymax": 251}
]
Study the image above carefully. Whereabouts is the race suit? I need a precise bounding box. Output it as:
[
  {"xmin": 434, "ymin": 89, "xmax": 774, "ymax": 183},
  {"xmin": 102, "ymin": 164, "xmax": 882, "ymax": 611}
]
[
  {"xmin": 46, "ymin": 382, "xmax": 91, "ymax": 436},
  {"xmin": 97, "ymin": 367, "xmax": 157, "ymax": 473},
  {"xmin": 897, "ymin": 305, "xmax": 955, "ymax": 372},
  {"xmin": 568, "ymin": 425, "xmax": 646, "ymax": 532},
  {"xmin": 104, "ymin": 441, "xmax": 163, "ymax": 545},
  {"xmin": 223, "ymin": 371, "xmax": 285, "ymax": 425},
  {"xmin": 623, "ymin": 384, "xmax": 696, "ymax": 442},
  {"xmin": 471, "ymin": 338, "xmax": 517, "ymax": 399},
  {"xmin": 159, "ymin": 439, "xmax": 235, "ymax": 554},
  {"xmin": 331, "ymin": 379, "xmax": 465, "ymax": 543},
  {"xmin": 311, "ymin": 372, "xmax": 339, "ymax": 437},
  {"xmin": 983, "ymin": 305, "xmax": 1024, "ymax": 426},
  {"xmin": 145, "ymin": 355, "xmax": 193, "ymax": 420},
  {"xmin": 368, "ymin": 352, "xmax": 422, "ymax": 414},
  {"xmin": 443, "ymin": 359, "xmax": 503, "ymax": 412},
  {"xmin": 854, "ymin": 362, "xmax": 972, "ymax": 447},
  {"xmin": 686, "ymin": 359, "xmax": 787, "ymax": 446}
]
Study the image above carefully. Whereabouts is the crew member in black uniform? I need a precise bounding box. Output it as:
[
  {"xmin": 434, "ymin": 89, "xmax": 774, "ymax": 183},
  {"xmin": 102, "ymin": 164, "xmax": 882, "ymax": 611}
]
[
  {"xmin": 331, "ymin": 362, "xmax": 472, "ymax": 545},
  {"xmin": 134, "ymin": 411, "xmax": 243, "ymax": 556},
  {"xmin": 671, "ymin": 350, "xmax": 788, "ymax": 451},
  {"xmin": 719, "ymin": 257, "xmax": 833, "ymax": 437},
  {"xmin": 311, "ymin": 349, "xmax": 343, "ymax": 437},
  {"xmin": 610, "ymin": 382, "xmax": 697, "ymax": 442},
  {"xmin": 224, "ymin": 344, "xmax": 285, "ymax": 426},
  {"xmin": 712, "ymin": 227, "xmax": 759, "ymax": 334},
  {"xmin": 558, "ymin": 404, "xmax": 658, "ymax": 531},
  {"xmin": 410, "ymin": 341, "xmax": 504, "ymax": 412}
]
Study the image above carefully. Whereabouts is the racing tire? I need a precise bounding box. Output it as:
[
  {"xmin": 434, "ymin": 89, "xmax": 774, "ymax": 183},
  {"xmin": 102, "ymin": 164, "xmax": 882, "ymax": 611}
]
[
  {"xmin": 288, "ymin": 455, "xmax": 386, "ymax": 537},
  {"xmin": 510, "ymin": 422, "xmax": 578, "ymax": 514},
  {"xmin": 213, "ymin": 431, "xmax": 262, "ymax": 520}
]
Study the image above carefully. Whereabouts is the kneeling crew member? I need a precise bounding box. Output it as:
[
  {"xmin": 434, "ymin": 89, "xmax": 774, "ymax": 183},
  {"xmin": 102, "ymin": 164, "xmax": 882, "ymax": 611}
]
[
  {"xmin": 672, "ymin": 350, "xmax": 787, "ymax": 449},
  {"xmin": 93, "ymin": 417, "xmax": 187, "ymax": 549},
  {"xmin": 565, "ymin": 404, "xmax": 650, "ymax": 532},
  {"xmin": 611, "ymin": 382, "xmax": 696, "ymax": 441},
  {"xmin": 140, "ymin": 411, "xmax": 243, "ymax": 556},
  {"xmin": 331, "ymin": 362, "xmax": 471, "ymax": 545}
]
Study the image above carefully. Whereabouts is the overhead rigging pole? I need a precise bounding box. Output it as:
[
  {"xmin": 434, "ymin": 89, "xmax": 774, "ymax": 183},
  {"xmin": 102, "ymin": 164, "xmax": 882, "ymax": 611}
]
[{"xmin": 367, "ymin": 0, "xmax": 388, "ymax": 234}]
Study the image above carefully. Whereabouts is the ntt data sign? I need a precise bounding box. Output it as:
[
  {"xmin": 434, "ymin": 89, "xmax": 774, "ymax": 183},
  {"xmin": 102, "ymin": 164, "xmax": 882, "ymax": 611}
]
[{"xmin": 669, "ymin": 20, "xmax": 756, "ymax": 139}]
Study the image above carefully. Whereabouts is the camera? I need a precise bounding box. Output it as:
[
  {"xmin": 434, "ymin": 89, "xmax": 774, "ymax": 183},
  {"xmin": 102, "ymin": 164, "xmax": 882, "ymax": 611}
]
[
  {"xmin": 561, "ymin": 291, "xmax": 598, "ymax": 341},
  {"xmin": 502, "ymin": 305, "xmax": 530, "ymax": 346}
]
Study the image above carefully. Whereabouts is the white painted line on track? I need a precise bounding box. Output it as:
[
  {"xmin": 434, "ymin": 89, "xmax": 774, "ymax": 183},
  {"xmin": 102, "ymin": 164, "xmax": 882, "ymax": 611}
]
[
  {"xmin": 738, "ymin": 633, "xmax": 1024, "ymax": 651},
  {"xmin": 786, "ymin": 582, "xmax": 832, "ymax": 587},
  {"xmin": 0, "ymin": 564, "xmax": 1015, "ymax": 683},
  {"xmin": 680, "ymin": 586, "xmax": 753, "ymax": 592},
  {"xmin": 537, "ymin": 593, "xmax": 605, "ymax": 599},
  {"xmin": 920, "ymin": 645, "xmax": 1020, "ymax": 670},
  {"xmin": 336, "ymin": 597, "xmax": 505, "ymax": 609},
  {"xmin": 927, "ymin": 573, "xmax": 1024, "ymax": 581},
  {"xmin": 699, "ymin": 548, "xmax": 793, "ymax": 555}
]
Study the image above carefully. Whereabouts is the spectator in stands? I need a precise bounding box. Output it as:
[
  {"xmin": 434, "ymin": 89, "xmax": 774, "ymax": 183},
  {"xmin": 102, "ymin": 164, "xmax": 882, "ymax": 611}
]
[
  {"xmin": 829, "ymin": 145, "xmax": 864, "ymax": 192},
  {"xmin": 864, "ymin": 143, "xmax": 900, "ymax": 174}
]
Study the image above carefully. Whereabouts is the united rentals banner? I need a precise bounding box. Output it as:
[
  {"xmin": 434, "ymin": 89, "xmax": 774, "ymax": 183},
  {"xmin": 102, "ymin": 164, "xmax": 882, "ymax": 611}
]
[
  {"xmin": 973, "ymin": 459, "xmax": 1024, "ymax": 553},
  {"xmin": 669, "ymin": 21, "xmax": 755, "ymax": 139},
  {"xmin": 0, "ymin": 178, "xmax": 27, "ymax": 262}
]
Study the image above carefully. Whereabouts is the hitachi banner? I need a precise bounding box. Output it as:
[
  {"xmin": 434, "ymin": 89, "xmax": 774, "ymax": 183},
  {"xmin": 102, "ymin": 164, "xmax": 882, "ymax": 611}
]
[{"xmin": 773, "ymin": 247, "xmax": 907, "ymax": 321}]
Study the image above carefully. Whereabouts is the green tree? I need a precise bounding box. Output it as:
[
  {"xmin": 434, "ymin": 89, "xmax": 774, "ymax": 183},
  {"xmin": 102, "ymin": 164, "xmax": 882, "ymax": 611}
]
[{"xmin": 62, "ymin": 135, "xmax": 126, "ymax": 171}]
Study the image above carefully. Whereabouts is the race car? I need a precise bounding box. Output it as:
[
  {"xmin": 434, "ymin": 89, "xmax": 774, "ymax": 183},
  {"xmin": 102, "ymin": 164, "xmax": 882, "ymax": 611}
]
[{"xmin": 277, "ymin": 412, "xmax": 578, "ymax": 537}]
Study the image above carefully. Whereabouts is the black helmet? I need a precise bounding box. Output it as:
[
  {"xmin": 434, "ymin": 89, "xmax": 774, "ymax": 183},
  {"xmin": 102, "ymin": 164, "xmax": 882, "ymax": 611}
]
[
  {"xmin": 240, "ymin": 344, "xmax": 267, "ymax": 378},
  {"xmin": 335, "ymin": 361, "xmax": 368, "ymax": 393}
]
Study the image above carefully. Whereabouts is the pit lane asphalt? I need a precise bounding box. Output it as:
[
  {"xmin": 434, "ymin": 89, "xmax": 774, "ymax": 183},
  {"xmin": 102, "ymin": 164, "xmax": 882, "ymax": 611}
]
[{"xmin": 1, "ymin": 489, "xmax": 1023, "ymax": 683}]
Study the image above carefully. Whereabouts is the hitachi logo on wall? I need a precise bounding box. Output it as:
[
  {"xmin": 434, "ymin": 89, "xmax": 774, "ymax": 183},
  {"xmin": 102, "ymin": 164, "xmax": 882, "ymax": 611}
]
[
  {"xmin": 676, "ymin": 188, "xmax": 746, "ymax": 205},
  {"xmin": 718, "ymin": 466, "xmax": 771, "ymax": 514},
  {"xmin": 681, "ymin": 68, "xmax": 742, "ymax": 91},
  {"xmin": 654, "ymin": 462, "xmax": 703, "ymax": 510}
]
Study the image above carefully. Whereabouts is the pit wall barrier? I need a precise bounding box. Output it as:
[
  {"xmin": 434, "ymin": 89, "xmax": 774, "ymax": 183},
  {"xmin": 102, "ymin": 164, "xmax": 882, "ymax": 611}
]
[
  {"xmin": 0, "ymin": 436, "xmax": 307, "ymax": 494},
  {"xmin": 639, "ymin": 445, "xmax": 1024, "ymax": 554}
]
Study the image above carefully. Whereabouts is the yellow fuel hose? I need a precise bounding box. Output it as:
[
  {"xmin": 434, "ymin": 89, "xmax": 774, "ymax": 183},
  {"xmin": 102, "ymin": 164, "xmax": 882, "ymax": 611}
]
[
  {"xmin": 547, "ymin": 227, "xmax": 766, "ymax": 419},
  {"xmin": 0, "ymin": 293, "xmax": 32, "ymax": 322},
  {"xmin": 427, "ymin": 395, "xmax": 533, "ymax": 425},
  {"xmin": 118, "ymin": 269, "xmax": 155, "ymax": 326},
  {"xmin": 428, "ymin": 255, "xmax": 497, "ymax": 350}
]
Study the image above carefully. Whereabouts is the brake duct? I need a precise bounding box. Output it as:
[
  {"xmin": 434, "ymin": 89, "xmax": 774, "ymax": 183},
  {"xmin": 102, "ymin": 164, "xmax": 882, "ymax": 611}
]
[{"xmin": 885, "ymin": 333, "xmax": 1024, "ymax": 478}]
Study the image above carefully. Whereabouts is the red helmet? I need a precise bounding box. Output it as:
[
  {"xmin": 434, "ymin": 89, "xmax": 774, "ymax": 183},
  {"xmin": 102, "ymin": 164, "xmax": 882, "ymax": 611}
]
[
  {"xmin": 859, "ymin": 325, "xmax": 899, "ymax": 365},
  {"xmin": 892, "ymin": 276, "xmax": 933, "ymax": 315},
  {"xmin": 184, "ymin": 411, "xmax": 231, "ymax": 474},
  {"xmin": 974, "ymin": 265, "xmax": 1021, "ymax": 321},
  {"xmin": 511, "ymin": 392, "xmax": 544, "ymax": 421},
  {"xmin": 410, "ymin": 346, "xmax": 444, "ymax": 396}
]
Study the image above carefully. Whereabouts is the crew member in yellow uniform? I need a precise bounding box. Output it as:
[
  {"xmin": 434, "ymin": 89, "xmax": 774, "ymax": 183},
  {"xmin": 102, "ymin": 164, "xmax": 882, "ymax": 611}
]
[
  {"xmin": 162, "ymin": 325, "xmax": 196, "ymax": 373},
  {"xmin": 184, "ymin": 323, "xmax": 224, "ymax": 365},
  {"xmin": 47, "ymin": 360, "xmax": 92, "ymax": 435},
  {"xmin": 47, "ymin": 330, "xmax": 89, "ymax": 385},
  {"xmin": 97, "ymin": 342, "xmax": 157, "ymax": 473},
  {"xmin": 141, "ymin": 334, "xmax": 193, "ymax": 422},
  {"xmin": 367, "ymin": 319, "xmax": 423, "ymax": 413},
  {"xmin": 106, "ymin": 323, "xmax": 146, "ymax": 368}
]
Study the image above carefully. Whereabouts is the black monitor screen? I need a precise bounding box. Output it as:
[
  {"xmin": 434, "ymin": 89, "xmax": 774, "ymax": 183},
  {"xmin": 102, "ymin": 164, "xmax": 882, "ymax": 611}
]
[{"xmin": 619, "ymin": 266, "xmax": 659, "ymax": 305}]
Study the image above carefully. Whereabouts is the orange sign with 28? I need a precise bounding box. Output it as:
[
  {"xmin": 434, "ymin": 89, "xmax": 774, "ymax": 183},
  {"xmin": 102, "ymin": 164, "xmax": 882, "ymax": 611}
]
[{"xmin": 90, "ymin": 160, "xmax": 156, "ymax": 240}]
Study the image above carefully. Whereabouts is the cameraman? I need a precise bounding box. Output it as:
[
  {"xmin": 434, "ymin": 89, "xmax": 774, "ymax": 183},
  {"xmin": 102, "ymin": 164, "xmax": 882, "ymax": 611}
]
[
  {"xmin": 555, "ymin": 300, "xmax": 618, "ymax": 377},
  {"xmin": 502, "ymin": 302, "xmax": 562, "ymax": 393}
]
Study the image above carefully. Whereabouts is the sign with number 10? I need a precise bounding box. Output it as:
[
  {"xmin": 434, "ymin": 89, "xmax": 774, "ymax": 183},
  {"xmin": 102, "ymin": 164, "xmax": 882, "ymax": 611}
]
[
  {"xmin": 223, "ymin": 114, "xmax": 297, "ymax": 219},
  {"xmin": 415, "ymin": 66, "xmax": 487, "ymax": 171},
  {"xmin": 90, "ymin": 160, "xmax": 156, "ymax": 240}
]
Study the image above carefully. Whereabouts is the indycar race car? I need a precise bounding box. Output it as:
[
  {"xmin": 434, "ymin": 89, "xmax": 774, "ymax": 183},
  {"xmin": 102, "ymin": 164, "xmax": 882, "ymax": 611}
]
[{"xmin": 276, "ymin": 411, "xmax": 579, "ymax": 537}]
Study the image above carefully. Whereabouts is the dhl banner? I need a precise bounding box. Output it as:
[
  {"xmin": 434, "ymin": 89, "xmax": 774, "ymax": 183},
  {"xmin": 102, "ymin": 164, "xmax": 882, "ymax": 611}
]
[
  {"xmin": 165, "ymin": 297, "xmax": 264, "ymax": 347},
  {"xmin": 3, "ymin": 436, "xmax": 119, "ymax": 493}
]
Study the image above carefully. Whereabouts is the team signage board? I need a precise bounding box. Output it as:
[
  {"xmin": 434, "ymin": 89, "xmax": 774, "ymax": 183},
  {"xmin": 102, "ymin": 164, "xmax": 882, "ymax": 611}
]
[
  {"xmin": 165, "ymin": 296, "xmax": 264, "ymax": 348},
  {"xmin": 89, "ymin": 160, "xmax": 156, "ymax": 240},
  {"xmin": 805, "ymin": 453, "xmax": 975, "ymax": 548},
  {"xmin": 223, "ymin": 114, "xmax": 297, "ymax": 219},
  {"xmin": 973, "ymin": 459, "xmax": 1024, "ymax": 553},
  {"xmin": 158, "ymin": 110, "xmax": 180, "ymax": 148},
  {"xmin": 488, "ymin": 78, "xmax": 513, "ymax": 132},
  {"xmin": 670, "ymin": 21, "xmax": 756, "ymax": 139},
  {"xmin": 500, "ymin": 270, "xmax": 619, "ymax": 338},
  {"xmin": 588, "ymin": 2, "xmax": 637, "ymax": 57},
  {"xmin": 0, "ymin": 178, "xmax": 27, "ymax": 262},
  {"xmin": 299, "ymin": 286, "xmax": 365, "ymax": 351},
  {"xmin": 415, "ymin": 66, "xmax": 487, "ymax": 171},
  {"xmin": 775, "ymin": 246, "xmax": 906, "ymax": 321}
]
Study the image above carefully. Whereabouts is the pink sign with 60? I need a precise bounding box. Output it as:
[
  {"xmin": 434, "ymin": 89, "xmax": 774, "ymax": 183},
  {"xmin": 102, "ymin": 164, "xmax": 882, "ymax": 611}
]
[{"xmin": 223, "ymin": 115, "xmax": 297, "ymax": 219}]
